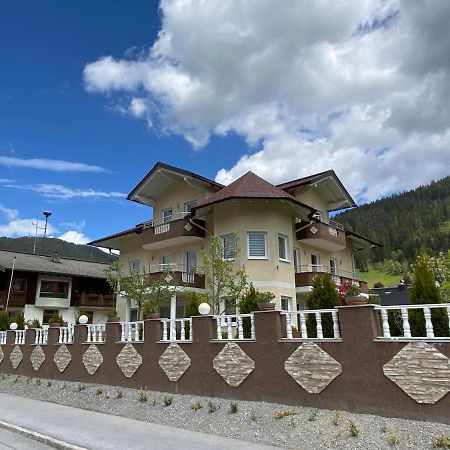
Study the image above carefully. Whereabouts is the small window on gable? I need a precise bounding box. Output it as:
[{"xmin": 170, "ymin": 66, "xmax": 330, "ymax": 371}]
[
  {"xmin": 221, "ymin": 233, "xmax": 236, "ymax": 260},
  {"xmin": 247, "ymin": 231, "xmax": 268, "ymax": 259}
]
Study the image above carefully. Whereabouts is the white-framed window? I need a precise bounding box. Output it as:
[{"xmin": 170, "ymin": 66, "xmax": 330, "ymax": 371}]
[
  {"xmin": 281, "ymin": 296, "xmax": 293, "ymax": 312},
  {"xmin": 278, "ymin": 233, "xmax": 289, "ymax": 262},
  {"xmin": 129, "ymin": 309, "xmax": 138, "ymax": 322},
  {"xmin": 247, "ymin": 231, "xmax": 268, "ymax": 259},
  {"xmin": 310, "ymin": 253, "xmax": 321, "ymax": 271},
  {"xmin": 39, "ymin": 280, "xmax": 70, "ymax": 299},
  {"xmin": 159, "ymin": 254, "xmax": 172, "ymax": 271},
  {"xmin": 293, "ymin": 247, "xmax": 301, "ymax": 273},
  {"xmin": 221, "ymin": 233, "xmax": 236, "ymax": 260},
  {"xmin": 129, "ymin": 258, "xmax": 140, "ymax": 273},
  {"xmin": 161, "ymin": 208, "xmax": 173, "ymax": 224},
  {"xmin": 329, "ymin": 257, "xmax": 338, "ymax": 275},
  {"xmin": 184, "ymin": 199, "xmax": 197, "ymax": 213}
]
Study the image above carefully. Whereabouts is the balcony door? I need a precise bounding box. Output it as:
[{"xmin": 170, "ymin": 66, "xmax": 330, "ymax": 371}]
[
  {"xmin": 161, "ymin": 208, "xmax": 173, "ymax": 224},
  {"xmin": 310, "ymin": 253, "xmax": 321, "ymax": 272},
  {"xmin": 329, "ymin": 257, "xmax": 340, "ymax": 285},
  {"xmin": 183, "ymin": 249, "xmax": 197, "ymax": 283}
]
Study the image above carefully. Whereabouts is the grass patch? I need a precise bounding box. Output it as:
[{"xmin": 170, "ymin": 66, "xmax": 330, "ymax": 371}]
[
  {"xmin": 137, "ymin": 390, "xmax": 148, "ymax": 402},
  {"xmin": 432, "ymin": 435, "xmax": 450, "ymax": 448},
  {"xmin": 229, "ymin": 402, "xmax": 238, "ymax": 414},
  {"xmin": 163, "ymin": 396, "xmax": 173, "ymax": 407},
  {"xmin": 347, "ymin": 421, "xmax": 360, "ymax": 437},
  {"xmin": 207, "ymin": 401, "xmax": 219, "ymax": 413},
  {"xmin": 191, "ymin": 401, "xmax": 203, "ymax": 411},
  {"xmin": 95, "ymin": 387, "xmax": 102, "ymax": 396},
  {"xmin": 387, "ymin": 432, "xmax": 400, "ymax": 446},
  {"xmin": 274, "ymin": 409, "xmax": 298, "ymax": 419},
  {"xmin": 366, "ymin": 269, "xmax": 405, "ymax": 288},
  {"xmin": 331, "ymin": 410, "xmax": 342, "ymax": 426}
]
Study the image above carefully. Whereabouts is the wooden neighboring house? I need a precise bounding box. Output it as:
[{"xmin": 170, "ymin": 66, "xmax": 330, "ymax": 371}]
[{"xmin": 0, "ymin": 249, "xmax": 114, "ymax": 325}]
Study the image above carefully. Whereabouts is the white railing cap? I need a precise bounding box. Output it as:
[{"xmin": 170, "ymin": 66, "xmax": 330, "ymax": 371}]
[
  {"xmin": 281, "ymin": 308, "xmax": 338, "ymax": 314},
  {"xmin": 375, "ymin": 303, "xmax": 450, "ymax": 310}
]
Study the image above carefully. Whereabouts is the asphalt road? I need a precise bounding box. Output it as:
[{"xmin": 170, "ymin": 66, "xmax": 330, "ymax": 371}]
[
  {"xmin": 0, "ymin": 427, "xmax": 55, "ymax": 450},
  {"xmin": 0, "ymin": 393, "xmax": 277, "ymax": 449}
]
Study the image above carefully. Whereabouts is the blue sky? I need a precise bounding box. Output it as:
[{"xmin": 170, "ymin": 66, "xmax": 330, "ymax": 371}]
[{"xmin": 1, "ymin": 1, "xmax": 450, "ymax": 245}]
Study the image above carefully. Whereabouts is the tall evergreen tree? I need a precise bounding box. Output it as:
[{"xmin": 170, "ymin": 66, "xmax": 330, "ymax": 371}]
[{"xmin": 306, "ymin": 274, "xmax": 340, "ymax": 337}]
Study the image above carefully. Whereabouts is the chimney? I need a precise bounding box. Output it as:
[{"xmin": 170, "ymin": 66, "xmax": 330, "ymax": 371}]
[{"xmin": 51, "ymin": 252, "xmax": 61, "ymax": 263}]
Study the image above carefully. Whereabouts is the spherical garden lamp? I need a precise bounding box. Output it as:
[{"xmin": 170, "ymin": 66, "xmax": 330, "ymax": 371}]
[
  {"xmin": 9, "ymin": 322, "xmax": 18, "ymax": 330},
  {"xmin": 198, "ymin": 302, "xmax": 211, "ymax": 315},
  {"xmin": 78, "ymin": 315, "xmax": 89, "ymax": 325}
]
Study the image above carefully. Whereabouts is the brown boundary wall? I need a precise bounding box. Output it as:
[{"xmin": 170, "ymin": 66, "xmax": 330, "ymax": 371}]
[{"xmin": 1, "ymin": 305, "xmax": 450, "ymax": 424}]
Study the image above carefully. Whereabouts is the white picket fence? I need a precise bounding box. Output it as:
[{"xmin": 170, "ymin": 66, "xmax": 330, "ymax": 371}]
[
  {"xmin": 281, "ymin": 309, "xmax": 341, "ymax": 340},
  {"xmin": 161, "ymin": 318, "xmax": 192, "ymax": 342},
  {"xmin": 375, "ymin": 304, "xmax": 450, "ymax": 339},
  {"xmin": 120, "ymin": 321, "xmax": 144, "ymax": 342},
  {"xmin": 214, "ymin": 314, "xmax": 255, "ymax": 340}
]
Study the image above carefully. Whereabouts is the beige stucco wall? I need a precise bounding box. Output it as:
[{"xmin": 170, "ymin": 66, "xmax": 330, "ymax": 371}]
[
  {"xmin": 292, "ymin": 187, "xmax": 329, "ymax": 221},
  {"xmin": 153, "ymin": 181, "xmax": 216, "ymax": 221}
]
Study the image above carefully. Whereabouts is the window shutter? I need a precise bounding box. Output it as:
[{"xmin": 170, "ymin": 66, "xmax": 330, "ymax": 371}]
[
  {"xmin": 278, "ymin": 236, "xmax": 285, "ymax": 259},
  {"xmin": 248, "ymin": 232, "xmax": 267, "ymax": 257}
]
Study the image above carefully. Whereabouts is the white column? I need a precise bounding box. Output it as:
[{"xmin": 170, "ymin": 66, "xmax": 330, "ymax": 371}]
[{"xmin": 170, "ymin": 294, "xmax": 177, "ymax": 320}]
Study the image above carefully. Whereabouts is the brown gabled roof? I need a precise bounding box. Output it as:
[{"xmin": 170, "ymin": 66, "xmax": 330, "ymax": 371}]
[
  {"xmin": 276, "ymin": 170, "xmax": 334, "ymax": 190},
  {"xmin": 197, "ymin": 171, "xmax": 315, "ymax": 212},
  {"xmin": 127, "ymin": 162, "xmax": 223, "ymax": 202}
]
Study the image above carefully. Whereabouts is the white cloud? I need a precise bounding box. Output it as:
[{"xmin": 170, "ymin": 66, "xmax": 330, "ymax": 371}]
[
  {"xmin": 0, "ymin": 156, "xmax": 106, "ymax": 173},
  {"xmin": 0, "ymin": 204, "xmax": 19, "ymax": 221},
  {"xmin": 58, "ymin": 230, "xmax": 90, "ymax": 245},
  {"xmin": 0, "ymin": 218, "xmax": 57, "ymax": 238},
  {"xmin": 84, "ymin": 0, "xmax": 450, "ymax": 202},
  {"xmin": 6, "ymin": 183, "xmax": 125, "ymax": 200},
  {"xmin": 58, "ymin": 220, "xmax": 86, "ymax": 232}
]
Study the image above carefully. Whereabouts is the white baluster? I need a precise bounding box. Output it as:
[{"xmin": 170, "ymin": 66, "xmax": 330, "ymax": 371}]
[
  {"xmin": 423, "ymin": 307, "xmax": 434, "ymax": 338},
  {"xmin": 332, "ymin": 311, "xmax": 341, "ymax": 339},
  {"xmin": 128, "ymin": 323, "xmax": 133, "ymax": 341},
  {"xmin": 250, "ymin": 315, "xmax": 255, "ymax": 340},
  {"xmin": 227, "ymin": 317, "xmax": 233, "ymax": 340},
  {"xmin": 189, "ymin": 318, "xmax": 193, "ymax": 340},
  {"xmin": 401, "ymin": 308, "xmax": 411, "ymax": 338},
  {"xmin": 380, "ymin": 308, "xmax": 391, "ymax": 338},
  {"xmin": 237, "ymin": 316, "xmax": 244, "ymax": 340},
  {"xmin": 299, "ymin": 312, "xmax": 307, "ymax": 338},
  {"xmin": 87, "ymin": 326, "xmax": 92, "ymax": 343},
  {"xmin": 162, "ymin": 321, "xmax": 168, "ymax": 341},
  {"xmin": 180, "ymin": 320, "xmax": 186, "ymax": 340},
  {"xmin": 134, "ymin": 323, "xmax": 140, "ymax": 341},
  {"xmin": 216, "ymin": 318, "xmax": 222, "ymax": 340},
  {"xmin": 170, "ymin": 320, "xmax": 176, "ymax": 341},
  {"xmin": 120, "ymin": 323, "xmax": 126, "ymax": 342},
  {"xmin": 44, "ymin": 328, "xmax": 48, "ymax": 344},
  {"xmin": 315, "ymin": 312, "xmax": 323, "ymax": 339},
  {"xmin": 447, "ymin": 307, "xmax": 450, "ymax": 335},
  {"xmin": 286, "ymin": 313, "xmax": 293, "ymax": 339}
]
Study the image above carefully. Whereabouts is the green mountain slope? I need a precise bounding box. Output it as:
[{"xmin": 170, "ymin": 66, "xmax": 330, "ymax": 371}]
[
  {"xmin": 334, "ymin": 175, "xmax": 450, "ymax": 267},
  {"xmin": 0, "ymin": 237, "xmax": 117, "ymax": 264}
]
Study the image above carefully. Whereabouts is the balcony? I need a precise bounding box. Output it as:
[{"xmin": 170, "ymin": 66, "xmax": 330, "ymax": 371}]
[
  {"xmin": 142, "ymin": 213, "xmax": 205, "ymax": 250},
  {"xmin": 295, "ymin": 265, "xmax": 368, "ymax": 293},
  {"xmin": 76, "ymin": 293, "xmax": 115, "ymax": 309},
  {"xmin": 296, "ymin": 220, "xmax": 346, "ymax": 251},
  {"xmin": 148, "ymin": 264, "xmax": 205, "ymax": 289},
  {"xmin": 0, "ymin": 291, "xmax": 26, "ymax": 307},
  {"xmin": 35, "ymin": 296, "xmax": 71, "ymax": 308}
]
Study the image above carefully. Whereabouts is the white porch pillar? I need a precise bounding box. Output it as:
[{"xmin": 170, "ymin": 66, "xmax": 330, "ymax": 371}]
[{"xmin": 170, "ymin": 294, "xmax": 177, "ymax": 320}]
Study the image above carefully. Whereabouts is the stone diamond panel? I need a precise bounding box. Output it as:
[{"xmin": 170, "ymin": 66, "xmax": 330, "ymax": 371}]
[
  {"xmin": 31, "ymin": 346, "xmax": 46, "ymax": 371},
  {"xmin": 54, "ymin": 345, "xmax": 72, "ymax": 373},
  {"xmin": 384, "ymin": 342, "xmax": 450, "ymax": 404},
  {"xmin": 159, "ymin": 343, "xmax": 191, "ymax": 382},
  {"xmin": 213, "ymin": 342, "xmax": 255, "ymax": 387},
  {"xmin": 0, "ymin": 346, "xmax": 3, "ymax": 365},
  {"xmin": 285, "ymin": 342, "xmax": 342, "ymax": 394},
  {"xmin": 83, "ymin": 345, "xmax": 104, "ymax": 375},
  {"xmin": 116, "ymin": 344, "xmax": 142, "ymax": 378},
  {"xmin": 10, "ymin": 346, "xmax": 23, "ymax": 369}
]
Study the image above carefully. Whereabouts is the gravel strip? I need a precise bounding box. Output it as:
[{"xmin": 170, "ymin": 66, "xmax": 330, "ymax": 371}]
[{"xmin": 0, "ymin": 373, "xmax": 449, "ymax": 449}]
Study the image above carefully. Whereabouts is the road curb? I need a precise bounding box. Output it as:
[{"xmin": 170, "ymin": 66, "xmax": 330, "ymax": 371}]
[{"xmin": 0, "ymin": 420, "xmax": 87, "ymax": 450}]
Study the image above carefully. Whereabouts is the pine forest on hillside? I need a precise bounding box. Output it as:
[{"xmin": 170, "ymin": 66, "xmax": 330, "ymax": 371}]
[
  {"xmin": 0, "ymin": 237, "xmax": 116, "ymax": 264},
  {"xmin": 334, "ymin": 175, "xmax": 450, "ymax": 271}
]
